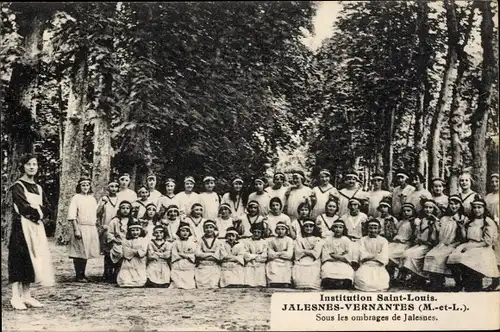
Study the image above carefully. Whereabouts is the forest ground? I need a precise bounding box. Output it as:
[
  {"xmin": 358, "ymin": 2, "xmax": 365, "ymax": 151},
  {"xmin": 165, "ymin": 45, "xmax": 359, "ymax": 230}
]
[{"xmin": 1, "ymin": 239, "xmax": 470, "ymax": 331}]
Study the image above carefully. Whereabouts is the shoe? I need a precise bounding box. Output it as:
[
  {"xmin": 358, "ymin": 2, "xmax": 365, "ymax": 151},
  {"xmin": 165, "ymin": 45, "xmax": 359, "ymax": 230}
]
[
  {"xmin": 23, "ymin": 297, "xmax": 44, "ymax": 308},
  {"xmin": 11, "ymin": 297, "xmax": 27, "ymax": 310}
]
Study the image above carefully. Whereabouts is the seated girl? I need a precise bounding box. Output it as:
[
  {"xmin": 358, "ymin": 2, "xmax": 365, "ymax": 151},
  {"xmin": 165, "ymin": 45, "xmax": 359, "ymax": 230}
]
[
  {"xmin": 146, "ymin": 225, "xmax": 172, "ymax": 287},
  {"xmin": 117, "ymin": 221, "xmax": 148, "ymax": 288},
  {"xmin": 195, "ymin": 220, "xmax": 221, "ymax": 288},
  {"xmin": 140, "ymin": 203, "xmax": 158, "ymax": 241},
  {"xmin": 169, "ymin": 222, "xmax": 197, "ymax": 289},
  {"xmin": 316, "ymin": 198, "xmax": 340, "ymax": 239},
  {"xmin": 219, "ymin": 227, "xmax": 246, "ymax": 288},
  {"xmin": 186, "ymin": 203, "xmax": 207, "ymax": 241},
  {"xmin": 320, "ymin": 219, "xmax": 354, "ymax": 289},
  {"xmin": 266, "ymin": 221, "xmax": 294, "ymax": 287},
  {"xmin": 354, "ymin": 219, "xmax": 390, "ymax": 292},
  {"xmin": 240, "ymin": 201, "xmax": 267, "ymax": 239},
  {"xmin": 244, "ymin": 222, "xmax": 268, "ymax": 288},
  {"xmin": 265, "ymin": 197, "xmax": 292, "ymax": 237},
  {"xmin": 216, "ymin": 203, "xmax": 238, "ymax": 239},
  {"xmin": 340, "ymin": 198, "xmax": 368, "ymax": 268},
  {"xmin": 290, "ymin": 202, "xmax": 312, "ymax": 240},
  {"xmin": 293, "ymin": 219, "xmax": 323, "ymax": 289},
  {"xmin": 161, "ymin": 205, "xmax": 182, "ymax": 242}
]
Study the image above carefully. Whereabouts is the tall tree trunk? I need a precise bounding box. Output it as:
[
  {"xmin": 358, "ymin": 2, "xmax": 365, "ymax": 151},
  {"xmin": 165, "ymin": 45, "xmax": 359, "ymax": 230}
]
[
  {"xmin": 427, "ymin": 0, "xmax": 459, "ymax": 180},
  {"xmin": 55, "ymin": 49, "xmax": 88, "ymax": 245},
  {"xmin": 2, "ymin": 14, "xmax": 45, "ymax": 244},
  {"xmin": 414, "ymin": 0, "xmax": 431, "ymax": 176},
  {"xmin": 449, "ymin": 4, "xmax": 475, "ymax": 195},
  {"xmin": 470, "ymin": 0, "xmax": 495, "ymax": 195},
  {"xmin": 384, "ymin": 105, "xmax": 396, "ymax": 189}
]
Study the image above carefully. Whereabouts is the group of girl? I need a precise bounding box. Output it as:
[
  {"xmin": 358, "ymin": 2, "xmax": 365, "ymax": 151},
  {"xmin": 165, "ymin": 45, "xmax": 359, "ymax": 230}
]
[{"xmin": 65, "ymin": 169, "xmax": 499, "ymax": 292}]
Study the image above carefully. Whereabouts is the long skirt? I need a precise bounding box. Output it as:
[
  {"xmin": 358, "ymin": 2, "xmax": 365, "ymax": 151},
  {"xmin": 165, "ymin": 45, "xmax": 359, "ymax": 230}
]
[
  {"xmin": 244, "ymin": 263, "xmax": 266, "ymax": 287},
  {"xmin": 266, "ymin": 259, "xmax": 292, "ymax": 285},
  {"xmin": 448, "ymin": 243, "xmax": 499, "ymax": 278},
  {"xmin": 321, "ymin": 261, "xmax": 355, "ymax": 281},
  {"xmin": 388, "ymin": 242, "xmax": 411, "ymax": 265},
  {"xmin": 117, "ymin": 258, "xmax": 147, "ymax": 287},
  {"xmin": 8, "ymin": 216, "xmax": 55, "ymax": 286},
  {"xmin": 110, "ymin": 243, "xmax": 123, "ymax": 264},
  {"xmin": 69, "ymin": 224, "xmax": 100, "ymax": 259},
  {"xmin": 293, "ymin": 258, "xmax": 321, "ymax": 289},
  {"xmin": 354, "ymin": 261, "xmax": 389, "ymax": 291},
  {"xmin": 401, "ymin": 244, "xmax": 431, "ymax": 278},
  {"xmin": 195, "ymin": 261, "xmax": 221, "ymax": 288},
  {"xmin": 170, "ymin": 260, "xmax": 196, "ymax": 289},
  {"xmin": 349, "ymin": 240, "xmax": 360, "ymax": 263},
  {"xmin": 147, "ymin": 259, "xmax": 171, "ymax": 285},
  {"xmin": 220, "ymin": 262, "xmax": 245, "ymax": 287},
  {"xmin": 423, "ymin": 243, "xmax": 457, "ymax": 275}
]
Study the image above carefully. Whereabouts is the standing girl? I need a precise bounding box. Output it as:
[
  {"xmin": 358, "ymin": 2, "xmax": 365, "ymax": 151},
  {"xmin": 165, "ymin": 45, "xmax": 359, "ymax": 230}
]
[
  {"xmin": 266, "ymin": 222, "xmax": 294, "ymax": 287},
  {"xmin": 431, "ymin": 178, "xmax": 449, "ymax": 214},
  {"xmin": 375, "ymin": 197, "xmax": 398, "ymax": 241},
  {"xmin": 241, "ymin": 201, "xmax": 267, "ymax": 239},
  {"xmin": 366, "ymin": 173, "xmax": 391, "ymax": 218},
  {"xmin": 97, "ymin": 180, "xmax": 119, "ymax": 260},
  {"xmin": 400, "ymin": 199, "xmax": 440, "ymax": 288},
  {"xmin": 340, "ymin": 197, "xmax": 368, "ymax": 266},
  {"xmin": 199, "ymin": 176, "xmax": 220, "ymax": 220},
  {"xmin": 170, "ymin": 222, "xmax": 197, "ymax": 289},
  {"xmin": 219, "ymin": 227, "xmax": 246, "ymax": 287},
  {"xmin": 316, "ymin": 198, "xmax": 340, "ymax": 239},
  {"xmin": 248, "ymin": 177, "xmax": 272, "ymax": 216},
  {"xmin": 67, "ymin": 176, "xmax": 100, "ymax": 282},
  {"xmin": 146, "ymin": 225, "xmax": 172, "ymax": 287},
  {"xmin": 423, "ymin": 195, "xmax": 465, "ymax": 291},
  {"xmin": 320, "ymin": 220, "xmax": 354, "ymax": 289},
  {"xmin": 186, "ymin": 203, "xmax": 207, "ymax": 241},
  {"xmin": 195, "ymin": 220, "xmax": 221, "ymax": 288},
  {"xmin": 387, "ymin": 203, "xmax": 417, "ymax": 283},
  {"xmin": 244, "ymin": 222, "xmax": 268, "ymax": 287},
  {"xmin": 266, "ymin": 172, "xmax": 289, "ymax": 208},
  {"xmin": 310, "ymin": 169, "xmax": 339, "ymax": 220},
  {"xmin": 107, "ymin": 201, "xmax": 135, "ymax": 282},
  {"xmin": 116, "ymin": 221, "xmax": 148, "ymax": 287},
  {"xmin": 265, "ymin": 197, "xmax": 292, "ymax": 237},
  {"xmin": 290, "ymin": 202, "xmax": 312, "ymax": 240},
  {"xmin": 116, "ymin": 173, "xmax": 137, "ymax": 204},
  {"xmin": 175, "ymin": 176, "xmax": 201, "ymax": 217},
  {"xmin": 221, "ymin": 177, "xmax": 246, "ymax": 220},
  {"xmin": 407, "ymin": 172, "xmax": 433, "ymax": 213},
  {"xmin": 447, "ymin": 195, "xmax": 499, "ymax": 291},
  {"xmin": 146, "ymin": 174, "xmax": 162, "ymax": 207},
  {"xmin": 215, "ymin": 203, "xmax": 238, "ymax": 239},
  {"xmin": 391, "ymin": 169, "xmax": 415, "ymax": 217},
  {"xmin": 8, "ymin": 154, "xmax": 55, "ymax": 310},
  {"xmin": 157, "ymin": 178, "xmax": 178, "ymax": 218},
  {"xmin": 354, "ymin": 219, "xmax": 390, "ymax": 292},
  {"xmin": 338, "ymin": 171, "xmax": 368, "ymax": 217},
  {"xmin": 458, "ymin": 173, "xmax": 477, "ymax": 215},
  {"xmin": 285, "ymin": 171, "xmax": 314, "ymax": 220},
  {"xmin": 139, "ymin": 203, "xmax": 158, "ymax": 241},
  {"xmin": 161, "ymin": 205, "xmax": 182, "ymax": 242},
  {"xmin": 133, "ymin": 186, "xmax": 150, "ymax": 219},
  {"xmin": 293, "ymin": 219, "xmax": 323, "ymax": 289}
]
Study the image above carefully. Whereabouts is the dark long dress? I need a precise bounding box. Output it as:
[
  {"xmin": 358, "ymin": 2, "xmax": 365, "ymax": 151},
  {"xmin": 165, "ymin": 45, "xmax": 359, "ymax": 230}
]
[{"xmin": 8, "ymin": 180, "xmax": 51, "ymax": 283}]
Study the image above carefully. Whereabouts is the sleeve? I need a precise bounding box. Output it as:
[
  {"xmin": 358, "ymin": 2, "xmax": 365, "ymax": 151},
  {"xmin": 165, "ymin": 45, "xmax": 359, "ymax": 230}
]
[
  {"xmin": 96, "ymin": 197, "xmax": 106, "ymax": 223},
  {"xmin": 484, "ymin": 218, "xmax": 498, "ymax": 246},
  {"xmin": 341, "ymin": 238, "xmax": 352, "ymax": 262},
  {"xmin": 122, "ymin": 240, "xmax": 135, "ymax": 260},
  {"xmin": 170, "ymin": 241, "xmax": 181, "ymax": 263},
  {"xmin": 243, "ymin": 241, "xmax": 257, "ymax": 262},
  {"xmin": 374, "ymin": 238, "xmax": 389, "ymax": 265},
  {"xmin": 147, "ymin": 242, "xmax": 156, "ymax": 259},
  {"xmin": 40, "ymin": 189, "xmax": 52, "ymax": 218},
  {"xmin": 218, "ymin": 242, "xmax": 228, "ymax": 260},
  {"xmin": 136, "ymin": 239, "xmax": 147, "ymax": 258},
  {"xmin": 281, "ymin": 238, "xmax": 294, "ymax": 260},
  {"xmin": 106, "ymin": 219, "xmax": 118, "ymax": 243},
  {"xmin": 195, "ymin": 241, "xmax": 204, "ymax": 258},
  {"xmin": 234, "ymin": 244, "xmax": 246, "ymax": 265},
  {"xmin": 294, "ymin": 239, "xmax": 305, "ymax": 261},
  {"xmin": 11, "ymin": 183, "xmax": 42, "ymax": 222},
  {"xmin": 358, "ymin": 238, "xmax": 371, "ymax": 262},
  {"xmin": 256, "ymin": 241, "xmax": 268, "ymax": 263},
  {"xmin": 67, "ymin": 195, "xmax": 78, "ymax": 220},
  {"xmin": 160, "ymin": 243, "xmax": 172, "ymax": 260},
  {"xmin": 312, "ymin": 238, "xmax": 323, "ymax": 260},
  {"xmin": 185, "ymin": 242, "xmax": 196, "ymax": 263}
]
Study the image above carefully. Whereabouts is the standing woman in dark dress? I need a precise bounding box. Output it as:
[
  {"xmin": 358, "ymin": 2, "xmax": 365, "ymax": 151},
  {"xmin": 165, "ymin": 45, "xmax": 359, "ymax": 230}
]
[{"xmin": 8, "ymin": 153, "xmax": 55, "ymax": 310}]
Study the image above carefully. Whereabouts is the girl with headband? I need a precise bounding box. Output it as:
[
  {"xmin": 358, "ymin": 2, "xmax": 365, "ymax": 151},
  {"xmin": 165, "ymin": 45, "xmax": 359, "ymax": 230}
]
[
  {"xmin": 170, "ymin": 221, "xmax": 197, "ymax": 289},
  {"xmin": 174, "ymin": 176, "xmax": 201, "ymax": 217},
  {"xmin": 106, "ymin": 200, "xmax": 135, "ymax": 283},
  {"xmin": 458, "ymin": 173, "xmax": 477, "ymax": 215},
  {"xmin": 221, "ymin": 177, "xmax": 247, "ymax": 219},
  {"xmin": 161, "ymin": 205, "xmax": 182, "ymax": 242},
  {"xmin": 285, "ymin": 170, "xmax": 314, "ymax": 220},
  {"xmin": 366, "ymin": 172, "xmax": 391, "ymax": 218},
  {"xmin": 391, "ymin": 169, "xmax": 415, "ymax": 217},
  {"xmin": 241, "ymin": 201, "xmax": 267, "ymax": 239},
  {"xmin": 139, "ymin": 202, "xmax": 158, "ymax": 241},
  {"xmin": 407, "ymin": 172, "xmax": 433, "ymax": 214},
  {"xmin": 215, "ymin": 203, "xmax": 238, "ymax": 239},
  {"xmin": 266, "ymin": 221, "xmax": 294, "ymax": 288},
  {"xmin": 244, "ymin": 222, "xmax": 268, "ymax": 287},
  {"xmin": 340, "ymin": 197, "xmax": 369, "ymax": 266},
  {"xmin": 186, "ymin": 203, "xmax": 207, "ymax": 241},
  {"xmin": 146, "ymin": 224, "xmax": 172, "ymax": 288},
  {"xmin": 218, "ymin": 227, "xmax": 246, "ymax": 287},
  {"xmin": 337, "ymin": 170, "xmax": 368, "ymax": 217},
  {"xmin": 431, "ymin": 178, "xmax": 449, "ymax": 213},
  {"xmin": 117, "ymin": 220, "xmax": 148, "ymax": 288},
  {"xmin": 199, "ymin": 176, "xmax": 221, "ymax": 220},
  {"xmin": 67, "ymin": 176, "xmax": 100, "ymax": 283},
  {"xmin": 132, "ymin": 185, "xmax": 151, "ymax": 219},
  {"xmin": 266, "ymin": 197, "xmax": 292, "ymax": 238},
  {"xmin": 248, "ymin": 176, "xmax": 272, "ymax": 217},
  {"xmin": 310, "ymin": 169, "xmax": 340, "ymax": 220},
  {"xmin": 354, "ymin": 219, "xmax": 390, "ymax": 291},
  {"xmin": 266, "ymin": 172, "xmax": 289, "ymax": 211},
  {"xmin": 195, "ymin": 220, "xmax": 221, "ymax": 288},
  {"xmin": 293, "ymin": 219, "xmax": 323, "ymax": 289},
  {"xmin": 157, "ymin": 178, "xmax": 178, "ymax": 219},
  {"xmin": 97, "ymin": 179, "xmax": 120, "ymax": 258},
  {"xmin": 116, "ymin": 173, "xmax": 137, "ymax": 204},
  {"xmin": 321, "ymin": 219, "xmax": 354, "ymax": 290},
  {"xmin": 145, "ymin": 174, "xmax": 162, "ymax": 207},
  {"xmin": 317, "ymin": 197, "xmax": 340, "ymax": 239}
]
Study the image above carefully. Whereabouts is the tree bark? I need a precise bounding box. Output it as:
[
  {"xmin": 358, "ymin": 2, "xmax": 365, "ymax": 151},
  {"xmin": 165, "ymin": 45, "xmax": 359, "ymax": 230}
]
[
  {"xmin": 449, "ymin": 4, "xmax": 475, "ymax": 195},
  {"xmin": 54, "ymin": 49, "xmax": 88, "ymax": 245},
  {"xmin": 470, "ymin": 0, "xmax": 495, "ymax": 195},
  {"xmin": 427, "ymin": 0, "xmax": 459, "ymax": 180}
]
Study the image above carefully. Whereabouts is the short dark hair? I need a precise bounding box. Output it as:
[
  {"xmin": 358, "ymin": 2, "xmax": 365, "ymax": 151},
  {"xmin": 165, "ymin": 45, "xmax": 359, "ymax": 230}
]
[
  {"xmin": 412, "ymin": 172, "xmax": 425, "ymax": 183},
  {"xmin": 18, "ymin": 153, "xmax": 38, "ymax": 173}
]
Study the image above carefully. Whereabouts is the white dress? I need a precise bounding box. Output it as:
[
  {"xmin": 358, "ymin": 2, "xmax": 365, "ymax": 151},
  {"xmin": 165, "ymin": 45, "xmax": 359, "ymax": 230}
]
[
  {"xmin": 265, "ymin": 186, "xmax": 289, "ymax": 208},
  {"xmin": 341, "ymin": 212, "xmax": 368, "ymax": 262},
  {"xmin": 67, "ymin": 193, "xmax": 100, "ymax": 259},
  {"xmin": 366, "ymin": 190, "xmax": 391, "ymax": 218},
  {"xmin": 221, "ymin": 192, "xmax": 245, "ymax": 219},
  {"xmin": 148, "ymin": 189, "xmax": 163, "ymax": 207},
  {"xmin": 388, "ymin": 219, "xmax": 414, "ymax": 265},
  {"xmin": 199, "ymin": 192, "xmax": 220, "ymax": 220},
  {"xmin": 157, "ymin": 195, "xmax": 178, "ymax": 215},
  {"xmin": 392, "ymin": 185, "xmax": 415, "ymax": 216},
  {"xmin": 117, "ymin": 237, "xmax": 148, "ymax": 287},
  {"xmin": 407, "ymin": 189, "xmax": 433, "ymax": 213},
  {"xmin": 133, "ymin": 199, "xmax": 151, "ymax": 219},
  {"xmin": 244, "ymin": 238, "xmax": 268, "ymax": 287},
  {"xmin": 316, "ymin": 214, "xmax": 339, "ymax": 239},
  {"xmin": 146, "ymin": 239, "xmax": 172, "ymax": 285},
  {"xmin": 293, "ymin": 236, "xmax": 323, "ymax": 289},
  {"xmin": 485, "ymin": 191, "xmax": 499, "ymax": 263},
  {"xmin": 107, "ymin": 217, "xmax": 128, "ymax": 264},
  {"xmin": 401, "ymin": 217, "xmax": 434, "ymax": 277},
  {"xmin": 285, "ymin": 186, "xmax": 313, "ymax": 220},
  {"xmin": 321, "ymin": 236, "xmax": 354, "ymax": 281},
  {"xmin": 266, "ymin": 236, "xmax": 294, "ymax": 284},
  {"xmin": 338, "ymin": 187, "xmax": 368, "ymax": 217},
  {"xmin": 354, "ymin": 235, "xmax": 390, "ymax": 291},
  {"xmin": 459, "ymin": 191, "xmax": 477, "ymax": 216},
  {"xmin": 266, "ymin": 213, "xmax": 292, "ymax": 237},
  {"xmin": 97, "ymin": 195, "xmax": 119, "ymax": 252},
  {"xmin": 218, "ymin": 241, "xmax": 246, "ymax": 287},
  {"xmin": 248, "ymin": 192, "xmax": 272, "ymax": 216},
  {"xmin": 174, "ymin": 191, "xmax": 201, "ymax": 216},
  {"xmin": 240, "ymin": 214, "xmax": 267, "ymax": 238},
  {"xmin": 311, "ymin": 185, "xmax": 339, "ymax": 220},
  {"xmin": 216, "ymin": 217, "xmax": 237, "ymax": 239},
  {"xmin": 117, "ymin": 189, "xmax": 137, "ymax": 205},
  {"xmin": 195, "ymin": 237, "xmax": 221, "ymax": 288},
  {"xmin": 169, "ymin": 238, "xmax": 197, "ymax": 289},
  {"xmin": 186, "ymin": 216, "xmax": 207, "ymax": 242}
]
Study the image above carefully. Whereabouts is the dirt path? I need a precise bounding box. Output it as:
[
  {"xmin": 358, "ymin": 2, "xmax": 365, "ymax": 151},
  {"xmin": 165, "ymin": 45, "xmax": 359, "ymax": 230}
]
[{"xmin": 2, "ymin": 240, "xmax": 277, "ymax": 331}]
